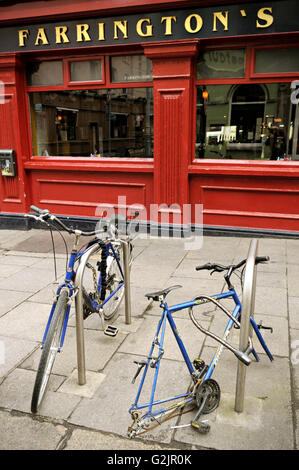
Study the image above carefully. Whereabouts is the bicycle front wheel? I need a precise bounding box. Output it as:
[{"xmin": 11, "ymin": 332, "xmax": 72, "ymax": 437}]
[{"xmin": 31, "ymin": 288, "xmax": 69, "ymax": 413}]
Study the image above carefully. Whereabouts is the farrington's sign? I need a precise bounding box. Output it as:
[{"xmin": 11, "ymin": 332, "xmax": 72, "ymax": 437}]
[{"xmin": 0, "ymin": 0, "xmax": 298, "ymax": 52}]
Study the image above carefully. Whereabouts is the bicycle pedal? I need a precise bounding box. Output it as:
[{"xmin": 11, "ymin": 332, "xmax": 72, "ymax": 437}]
[
  {"xmin": 104, "ymin": 325, "xmax": 119, "ymax": 337},
  {"xmin": 191, "ymin": 419, "xmax": 210, "ymax": 434}
]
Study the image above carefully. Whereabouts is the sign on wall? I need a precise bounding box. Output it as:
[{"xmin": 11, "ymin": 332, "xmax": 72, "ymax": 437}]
[{"xmin": 0, "ymin": 0, "xmax": 298, "ymax": 53}]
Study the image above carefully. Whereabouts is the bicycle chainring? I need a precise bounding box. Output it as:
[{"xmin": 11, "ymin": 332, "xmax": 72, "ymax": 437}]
[{"xmin": 195, "ymin": 379, "xmax": 221, "ymax": 414}]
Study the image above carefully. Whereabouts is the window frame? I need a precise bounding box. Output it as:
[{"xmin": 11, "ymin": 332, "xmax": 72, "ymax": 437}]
[
  {"xmin": 194, "ymin": 40, "xmax": 299, "ymax": 163},
  {"xmin": 25, "ymin": 51, "xmax": 154, "ymax": 161},
  {"xmin": 250, "ymin": 44, "xmax": 299, "ymax": 79}
]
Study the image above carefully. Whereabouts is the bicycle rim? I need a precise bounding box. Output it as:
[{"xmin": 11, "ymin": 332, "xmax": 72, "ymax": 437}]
[
  {"xmin": 103, "ymin": 249, "xmax": 125, "ymax": 321},
  {"xmin": 31, "ymin": 289, "xmax": 68, "ymax": 413}
]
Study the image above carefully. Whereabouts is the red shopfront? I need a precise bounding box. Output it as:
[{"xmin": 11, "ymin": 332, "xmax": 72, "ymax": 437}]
[{"xmin": 1, "ymin": 0, "xmax": 299, "ymax": 234}]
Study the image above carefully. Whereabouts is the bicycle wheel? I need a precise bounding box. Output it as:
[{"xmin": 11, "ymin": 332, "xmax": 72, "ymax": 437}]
[
  {"xmin": 31, "ymin": 288, "xmax": 69, "ymax": 413},
  {"xmin": 103, "ymin": 245, "xmax": 126, "ymax": 321}
]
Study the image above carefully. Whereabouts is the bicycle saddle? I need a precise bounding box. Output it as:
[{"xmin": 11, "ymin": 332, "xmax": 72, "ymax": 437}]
[{"xmin": 145, "ymin": 285, "xmax": 182, "ymax": 301}]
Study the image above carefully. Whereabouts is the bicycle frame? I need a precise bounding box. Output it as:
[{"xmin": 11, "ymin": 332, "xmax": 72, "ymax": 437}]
[
  {"xmin": 129, "ymin": 286, "xmax": 273, "ymax": 423},
  {"xmin": 41, "ymin": 240, "xmax": 124, "ymax": 350}
]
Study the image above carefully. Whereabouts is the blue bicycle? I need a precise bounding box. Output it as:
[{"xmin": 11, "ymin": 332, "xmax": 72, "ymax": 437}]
[
  {"xmin": 26, "ymin": 205, "xmax": 133, "ymax": 413},
  {"xmin": 128, "ymin": 256, "xmax": 273, "ymax": 438}
]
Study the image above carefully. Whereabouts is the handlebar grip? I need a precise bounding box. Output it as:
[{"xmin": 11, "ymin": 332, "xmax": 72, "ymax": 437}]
[
  {"xmin": 30, "ymin": 205, "xmax": 45, "ymax": 214},
  {"xmin": 195, "ymin": 263, "xmax": 214, "ymax": 271}
]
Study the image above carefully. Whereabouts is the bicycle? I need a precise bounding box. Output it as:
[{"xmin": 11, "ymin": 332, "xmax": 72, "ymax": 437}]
[
  {"xmin": 26, "ymin": 205, "xmax": 134, "ymax": 414},
  {"xmin": 127, "ymin": 256, "xmax": 273, "ymax": 438}
]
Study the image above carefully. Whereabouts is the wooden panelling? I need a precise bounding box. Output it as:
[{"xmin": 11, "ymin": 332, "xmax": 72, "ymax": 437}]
[{"xmin": 190, "ymin": 175, "xmax": 299, "ymax": 231}]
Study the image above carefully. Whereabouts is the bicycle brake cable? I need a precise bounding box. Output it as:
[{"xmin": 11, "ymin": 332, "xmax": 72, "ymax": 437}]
[{"xmin": 49, "ymin": 227, "xmax": 58, "ymax": 282}]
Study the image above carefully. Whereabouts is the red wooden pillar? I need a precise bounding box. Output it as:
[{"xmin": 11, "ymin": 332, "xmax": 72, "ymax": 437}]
[
  {"xmin": 0, "ymin": 54, "xmax": 29, "ymax": 215},
  {"xmin": 144, "ymin": 40, "xmax": 198, "ymax": 220}
]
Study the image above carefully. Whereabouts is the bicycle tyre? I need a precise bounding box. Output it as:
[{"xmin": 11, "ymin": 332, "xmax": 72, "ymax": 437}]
[
  {"xmin": 103, "ymin": 245, "xmax": 126, "ymax": 321},
  {"xmin": 31, "ymin": 288, "xmax": 69, "ymax": 414}
]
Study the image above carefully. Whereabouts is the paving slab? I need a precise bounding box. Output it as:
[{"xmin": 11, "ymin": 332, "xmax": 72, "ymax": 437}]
[
  {"xmin": 0, "ymin": 289, "xmax": 32, "ymax": 317},
  {"xmin": 0, "ymin": 302, "xmax": 54, "ymax": 342},
  {"xmin": 21, "ymin": 325, "xmax": 127, "ymax": 377},
  {"xmin": 0, "ymin": 410, "xmax": 67, "ymax": 450},
  {"xmin": 64, "ymin": 428, "xmax": 182, "ymax": 450},
  {"xmin": 58, "ymin": 369, "xmax": 106, "ymax": 398},
  {"xmin": 289, "ymin": 297, "xmax": 299, "ymax": 330},
  {"xmin": 174, "ymin": 355, "xmax": 293, "ymax": 450},
  {"xmin": 0, "ymin": 335, "xmax": 38, "ymax": 382},
  {"xmin": 0, "ymin": 266, "xmax": 56, "ymax": 293}
]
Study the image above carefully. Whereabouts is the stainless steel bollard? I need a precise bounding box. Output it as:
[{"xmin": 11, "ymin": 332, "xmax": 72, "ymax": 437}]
[
  {"xmin": 74, "ymin": 243, "xmax": 100, "ymax": 385},
  {"xmin": 122, "ymin": 237, "xmax": 132, "ymax": 325},
  {"xmin": 234, "ymin": 239, "xmax": 258, "ymax": 413}
]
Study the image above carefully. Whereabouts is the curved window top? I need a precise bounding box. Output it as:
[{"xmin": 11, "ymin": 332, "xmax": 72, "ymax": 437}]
[{"xmin": 232, "ymin": 84, "xmax": 265, "ymax": 103}]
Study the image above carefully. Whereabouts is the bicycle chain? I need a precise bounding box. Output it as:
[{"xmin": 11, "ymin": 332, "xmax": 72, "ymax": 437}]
[{"xmin": 86, "ymin": 262, "xmax": 101, "ymax": 308}]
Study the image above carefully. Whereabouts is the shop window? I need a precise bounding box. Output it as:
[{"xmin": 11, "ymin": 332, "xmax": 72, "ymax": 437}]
[
  {"xmin": 255, "ymin": 48, "xmax": 299, "ymax": 74},
  {"xmin": 29, "ymin": 88, "xmax": 153, "ymax": 158},
  {"xmin": 195, "ymin": 83, "xmax": 293, "ymax": 160},
  {"xmin": 27, "ymin": 60, "xmax": 63, "ymax": 86},
  {"xmin": 69, "ymin": 60, "xmax": 102, "ymax": 82},
  {"xmin": 197, "ymin": 49, "xmax": 245, "ymax": 79},
  {"xmin": 111, "ymin": 55, "xmax": 152, "ymax": 82}
]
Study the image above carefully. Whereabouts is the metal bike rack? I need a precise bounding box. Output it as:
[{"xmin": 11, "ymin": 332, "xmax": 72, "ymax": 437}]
[
  {"xmin": 74, "ymin": 243, "xmax": 100, "ymax": 385},
  {"xmin": 234, "ymin": 239, "xmax": 258, "ymax": 413},
  {"xmin": 121, "ymin": 237, "xmax": 132, "ymax": 325},
  {"xmin": 74, "ymin": 239, "xmax": 132, "ymax": 386}
]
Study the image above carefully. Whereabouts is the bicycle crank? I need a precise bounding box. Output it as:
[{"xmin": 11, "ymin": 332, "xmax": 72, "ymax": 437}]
[{"xmin": 191, "ymin": 379, "xmax": 221, "ymax": 434}]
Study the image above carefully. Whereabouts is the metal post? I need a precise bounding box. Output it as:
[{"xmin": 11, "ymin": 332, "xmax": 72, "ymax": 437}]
[
  {"xmin": 74, "ymin": 243, "xmax": 100, "ymax": 385},
  {"xmin": 234, "ymin": 239, "xmax": 258, "ymax": 413},
  {"xmin": 122, "ymin": 237, "xmax": 132, "ymax": 325}
]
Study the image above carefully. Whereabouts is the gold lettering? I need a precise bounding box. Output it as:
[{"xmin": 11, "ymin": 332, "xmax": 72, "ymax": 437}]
[
  {"xmin": 256, "ymin": 7, "xmax": 273, "ymax": 28},
  {"xmin": 213, "ymin": 11, "xmax": 229, "ymax": 31},
  {"xmin": 98, "ymin": 23, "xmax": 105, "ymax": 41},
  {"xmin": 18, "ymin": 29, "xmax": 29, "ymax": 47},
  {"xmin": 136, "ymin": 18, "xmax": 153, "ymax": 37},
  {"xmin": 114, "ymin": 20, "xmax": 128, "ymax": 39},
  {"xmin": 184, "ymin": 14, "xmax": 203, "ymax": 34},
  {"xmin": 55, "ymin": 26, "xmax": 70, "ymax": 44},
  {"xmin": 161, "ymin": 16, "xmax": 177, "ymax": 35},
  {"xmin": 35, "ymin": 28, "xmax": 49, "ymax": 46},
  {"xmin": 76, "ymin": 24, "xmax": 91, "ymax": 42}
]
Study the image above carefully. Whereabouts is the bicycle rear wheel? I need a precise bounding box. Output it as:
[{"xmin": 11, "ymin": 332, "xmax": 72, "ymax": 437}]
[
  {"xmin": 103, "ymin": 245, "xmax": 126, "ymax": 321},
  {"xmin": 31, "ymin": 288, "xmax": 69, "ymax": 413}
]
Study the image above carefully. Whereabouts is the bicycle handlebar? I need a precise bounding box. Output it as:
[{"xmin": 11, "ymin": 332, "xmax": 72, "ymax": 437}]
[
  {"xmin": 28, "ymin": 205, "xmax": 137, "ymax": 239},
  {"xmin": 195, "ymin": 256, "xmax": 270, "ymax": 273},
  {"xmin": 29, "ymin": 205, "xmax": 105, "ymax": 237}
]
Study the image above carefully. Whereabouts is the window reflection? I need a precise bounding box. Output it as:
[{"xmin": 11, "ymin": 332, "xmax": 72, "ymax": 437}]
[
  {"xmin": 29, "ymin": 88, "xmax": 153, "ymax": 158},
  {"xmin": 196, "ymin": 83, "xmax": 292, "ymax": 160}
]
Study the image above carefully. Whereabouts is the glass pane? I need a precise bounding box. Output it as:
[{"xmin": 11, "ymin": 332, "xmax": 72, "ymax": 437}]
[
  {"xmin": 27, "ymin": 61, "xmax": 63, "ymax": 86},
  {"xmin": 111, "ymin": 55, "xmax": 152, "ymax": 82},
  {"xmin": 195, "ymin": 84, "xmax": 291, "ymax": 160},
  {"xmin": 70, "ymin": 60, "xmax": 102, "ymax": 82},
  {"xmin": 29, "ymin": 88, "xmax": 153, "ymax": 158},
  {"xmin": 255, "ymin": 48, "xmax": 299, "ymax": 74},
  {"xmin": 197, "ymin": 49, "xmax": 245, "ymax": 79}
]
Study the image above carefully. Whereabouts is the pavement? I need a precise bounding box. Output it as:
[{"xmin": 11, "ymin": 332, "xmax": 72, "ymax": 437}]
[{"xmin": 0, "ymin": 227, "xmax": 298, "ymax": 452}]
